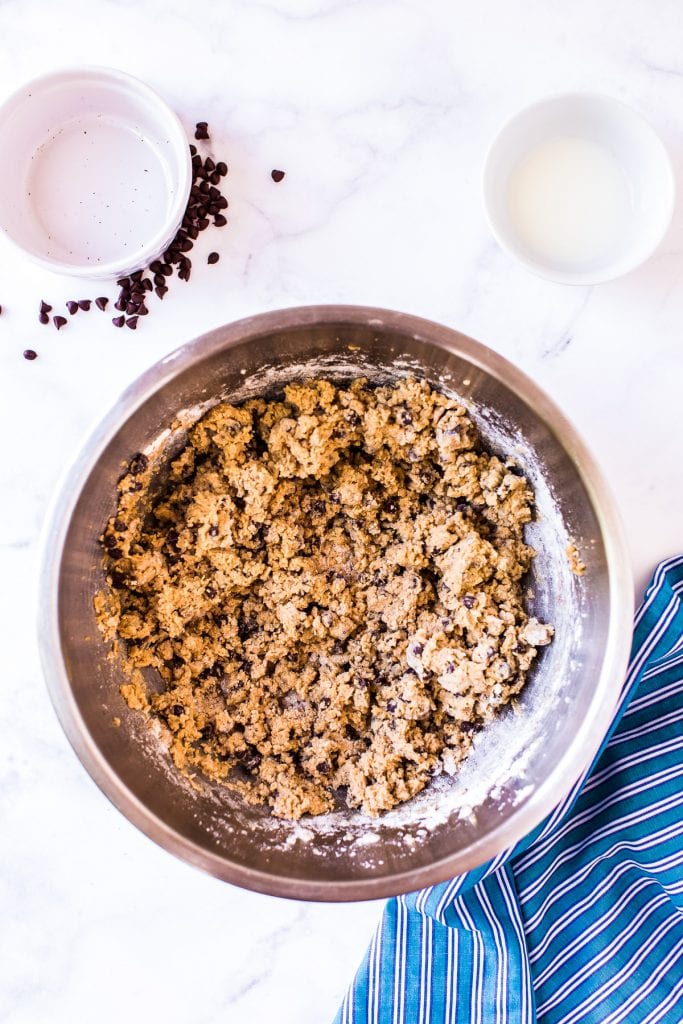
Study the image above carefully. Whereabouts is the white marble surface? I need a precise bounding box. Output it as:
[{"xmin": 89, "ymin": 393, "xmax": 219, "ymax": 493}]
[{"xmin": 2, "ymin": 1, "xmax": 683, "ymax": 1021}]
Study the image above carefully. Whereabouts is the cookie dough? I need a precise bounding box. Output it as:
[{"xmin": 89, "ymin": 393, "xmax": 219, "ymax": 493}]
[{"xmin": 95, "ymin": 377, "xmax": 553, "ymax": 819}]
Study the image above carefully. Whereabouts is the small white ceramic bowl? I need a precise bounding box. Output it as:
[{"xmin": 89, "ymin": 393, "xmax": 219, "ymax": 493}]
[
  {"xmin": 0, "ymin": 67, "xmax": 192, "ymax": 279},
  {"xmin": 483, "ymin": 93, "xmax": 675, "ymax": 285}
]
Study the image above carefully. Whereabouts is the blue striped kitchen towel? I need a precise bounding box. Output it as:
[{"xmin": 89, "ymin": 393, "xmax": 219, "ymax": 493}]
[{"xmin": 335, "ymin": 556, "xmax": 683, "ymax": 1024}]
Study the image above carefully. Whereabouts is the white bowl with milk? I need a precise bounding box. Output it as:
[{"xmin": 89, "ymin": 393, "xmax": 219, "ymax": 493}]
[
  {"xmin": 483, "ymin": 93, "xmax": 675, "ymax": 285},
  {"xmin": 0, "ymin": 67, "xmax": 191, "ymax": 279}
]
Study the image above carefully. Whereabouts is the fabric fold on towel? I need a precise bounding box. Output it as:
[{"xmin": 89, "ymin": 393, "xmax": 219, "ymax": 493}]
[{"xmin": 335, "ymin": 556, "xmax": 683, "ymax": 1024}]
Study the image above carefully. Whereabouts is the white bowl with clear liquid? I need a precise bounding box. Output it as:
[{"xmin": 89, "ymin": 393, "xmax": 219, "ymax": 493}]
[
  {"xmin": 0, "ymin": 67, "xmax": 192, "ymax": 279},
  {"xmin": 483, "ymin": 93, "xmax": 675, "ymax": 285}
]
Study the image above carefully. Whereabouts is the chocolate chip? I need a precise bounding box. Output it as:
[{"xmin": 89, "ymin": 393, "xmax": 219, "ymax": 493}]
[
  {"xmin": 383, "ymin": 497, "xmax": 399, "ymax": 514},
  {"xmin": 213, "ymin": 214, "xmax": 227, "ymax": 227},
  {"xmin": 137, "ymin": 304, "xmax": 149, "ymax": 316},
  {"xmin": 129, "ymin": 452, "xmax": 148, "ymax": 475},
  {"xmin": 103, "ymin": 534, "xmax": 119, "ymax": 550},
  {"xmin": 113, "ymin": 518, "xmax": 126, "ymax": 532},
  {"xmin": 237, "ymin": 616, "xmax": 259, "ymax": 642},
  {"xmin": 155, "ymin": 287, "xmax": 167, "ymax": 300},
  {"xmin": 108, "ymin": 547, "xmax": 123, "ymax": 560},
  {"xmin": 316, "ymin": 761, "xmax": 330, "ymax": 774},
  {"xmin": 110, "ymin": 570, "xmax": 127, "ymax": 589},
  {"xmin": 23, "ymin": 348, "xmax": 38, "ymax": 361},
  {"xmin": 53, "ymin": 315, "xmax": 67, "ymax": 330},
  {"xmin": 271, "ymin": 169, "xmax": 285, "ymax": 182},
  {"xmin": 126, "ymin": 302, "xmax": 138, "ymax": 315},
  {"xmin": 345, "ymin": 410, "xmax": 361, "ymax": 426},
  {"xmin": 114, "ymin": 298, "xmax": 127, "ymax": 311},
  {"xmin": 462, "ymin": 595, "xmax": 475, "ymax": 609},
  {"xmin": 38, "ymin": 312, "xmax": 49, "ymax": 325},
  {"xmin": 446, "ymin": 662, "xmax": 455, "ymax": 673},
  {"xmin": 194, "ymin": 121, "xmax": 209, "ymax": 140},
  {"xmin": 216, "ymin": 161, "xmax": 228, "ymax": 176},
  {"xmin": 204, "ymin": 157, "xmax": 215, "ymax": 172},
  {"xmin": 345, "ymin": 724, "xmax": 360, "ymax": 740},
  {"xmin": 40, "ymin": 300, "xmax": 52, "ymax": 314},
  {"xmin": 200, "ymin": 723, "xmax": 214, "ymax": 740},
  {"xmin": 95, "ymin": 296, "xmax": 108, "ymax": 311},
  {"xmin": 112, "ymin": 315, "xmax": 125, "ymax": 328},
  {"xmin": 412, "ymin": 644, "xmax": 424, "ymax": 656},
  {"xmin": 239, "ymin": 746, "xmax": 261, "ymax": 772},
  {"xmin": 171, "ymin": 704, "xmax": 184, "ymax": 716},
  {"xmin": 456, "ymin": 500, "xmax": 470, "ymax": 513},
  {"xmin": 116, "ymin": 277, "xmax": 130, "ymax": 288},
  {"xmin": 78, "ymin": 299, "xmax": 91, "ymax": 311},
  {"xmin": 205, "ymin": 585, "xmax": 216, "ymax": 599},
  {"xmin": 208, "ymin": 524, "xmax": 219, "ymax": 537},
  {"xmin": 207, "ymin": 251, "xmax": 219, "ymax": 264},
  {"xmin": 125, "ymin": 316, "xmax": 138, "ymax": 330},
  {"xmin": 386, "ymin": 700, "xmax": 397, "ymax": 712},
  {"xmin": 398, "ymin": 407, "xmax": 413, "ymax": 425}
]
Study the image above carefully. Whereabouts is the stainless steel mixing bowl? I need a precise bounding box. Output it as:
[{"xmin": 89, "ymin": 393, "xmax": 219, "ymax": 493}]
[{"xmin": 39, "ymin": 306, "xmax": 633, "ymax": 901}]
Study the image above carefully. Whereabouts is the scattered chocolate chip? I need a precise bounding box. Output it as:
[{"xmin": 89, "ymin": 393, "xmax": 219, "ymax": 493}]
[
  {"xmin": 194, "ymin": 121, "xmax": 210, "ymax": 140},
  {"xmin": 271, "ymin": 169, "xmax": 285, "ymax": 182},
  {"xmin": 204, "ymin": 157, "xmax": 215, "ymax": 172},
  {"xmin": 207, "ymin": 251, "xmax": 219, "ymax": 264},
  {"xmin": 23, "ymin": 348, "xmax": 38, "ymax": 361},
  {"xmin": 40, "ymin": 300, "xmax": 52, "ymax": 314},
  {"xmin": 95, "ymin": 296, "xmax": 108, "ymax": 311},
  {"xmin": 110, "ymin": 570, "xmax": 127, "ymax": 589},
  {"xmin": 112, "ymin": 315, "xmax": 125, "ymax": 328},
  {"xmin": 78, "ymin": 299, "xmax": 91, "ymax": 311},
  {"xmin": 200, "ymin": 723, "xmax": 214, "ymax": 740},
  {"xmin": 137, "ymin": 304, "xmax": 149, "ymax": 316},
  {"xmin": 386, "ymin": 700, "xmax": 397, "ymax": 713},
  {"xmin": 171, "ymin": 704, "xmax": 184, "ymax": 716},
  {"xmin": 107, "ymin": 547, "xmax": 123, "ymax": 560},
  {"xmin": 125, "ymin": 316, "xmax": 138, "ymax": 330},
  {"xmin": 213, "ymin": 214, "xmax": 227, "ymax": 227},
  {"xmin": 446, "ymin": 662, "xmax": 455, "ymax": 673},
  {"xmin": 155, "ymin": 286, "xmax": 167, "ymax": 300},
  {"xmin": 39, "ymin": 312, "xmax": 49, "ymax": 325},
  {"xmin": 103, "ymin": 534, "xmax": 119, "ymax": 550},
  {"xmin": 462, "ymin": 595, "xmax": 475, "ymax": 609},
  {"xmin": 316, "ymin": 761, "xmax": 330, "ymax": 775},
  {"xmin": 53, "ymin": 315, "xmax": 67, "ymax": 330},
  {"xmin": 205, "ymin": 585, "xmax": 216, "ymax": 599},
  {"xmin": 216, "ymin": 161, "xmax": 228, "ymax": 176},
  {"xmin": 398, "ymin": 407, "xmax": 413, "ymax": 425},
  {"xmin": 412, "ymin": 644, "xmax": 424, "ymax": 656},
  {"xmin": 208, "ymin": 524, "xmax": 219, "ymax": 537}
]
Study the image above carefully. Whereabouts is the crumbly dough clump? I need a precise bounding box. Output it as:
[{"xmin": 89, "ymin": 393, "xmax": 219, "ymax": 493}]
[{"xmin": 95, "ymin": 378, "xmax": 553, "ymax": 819}]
